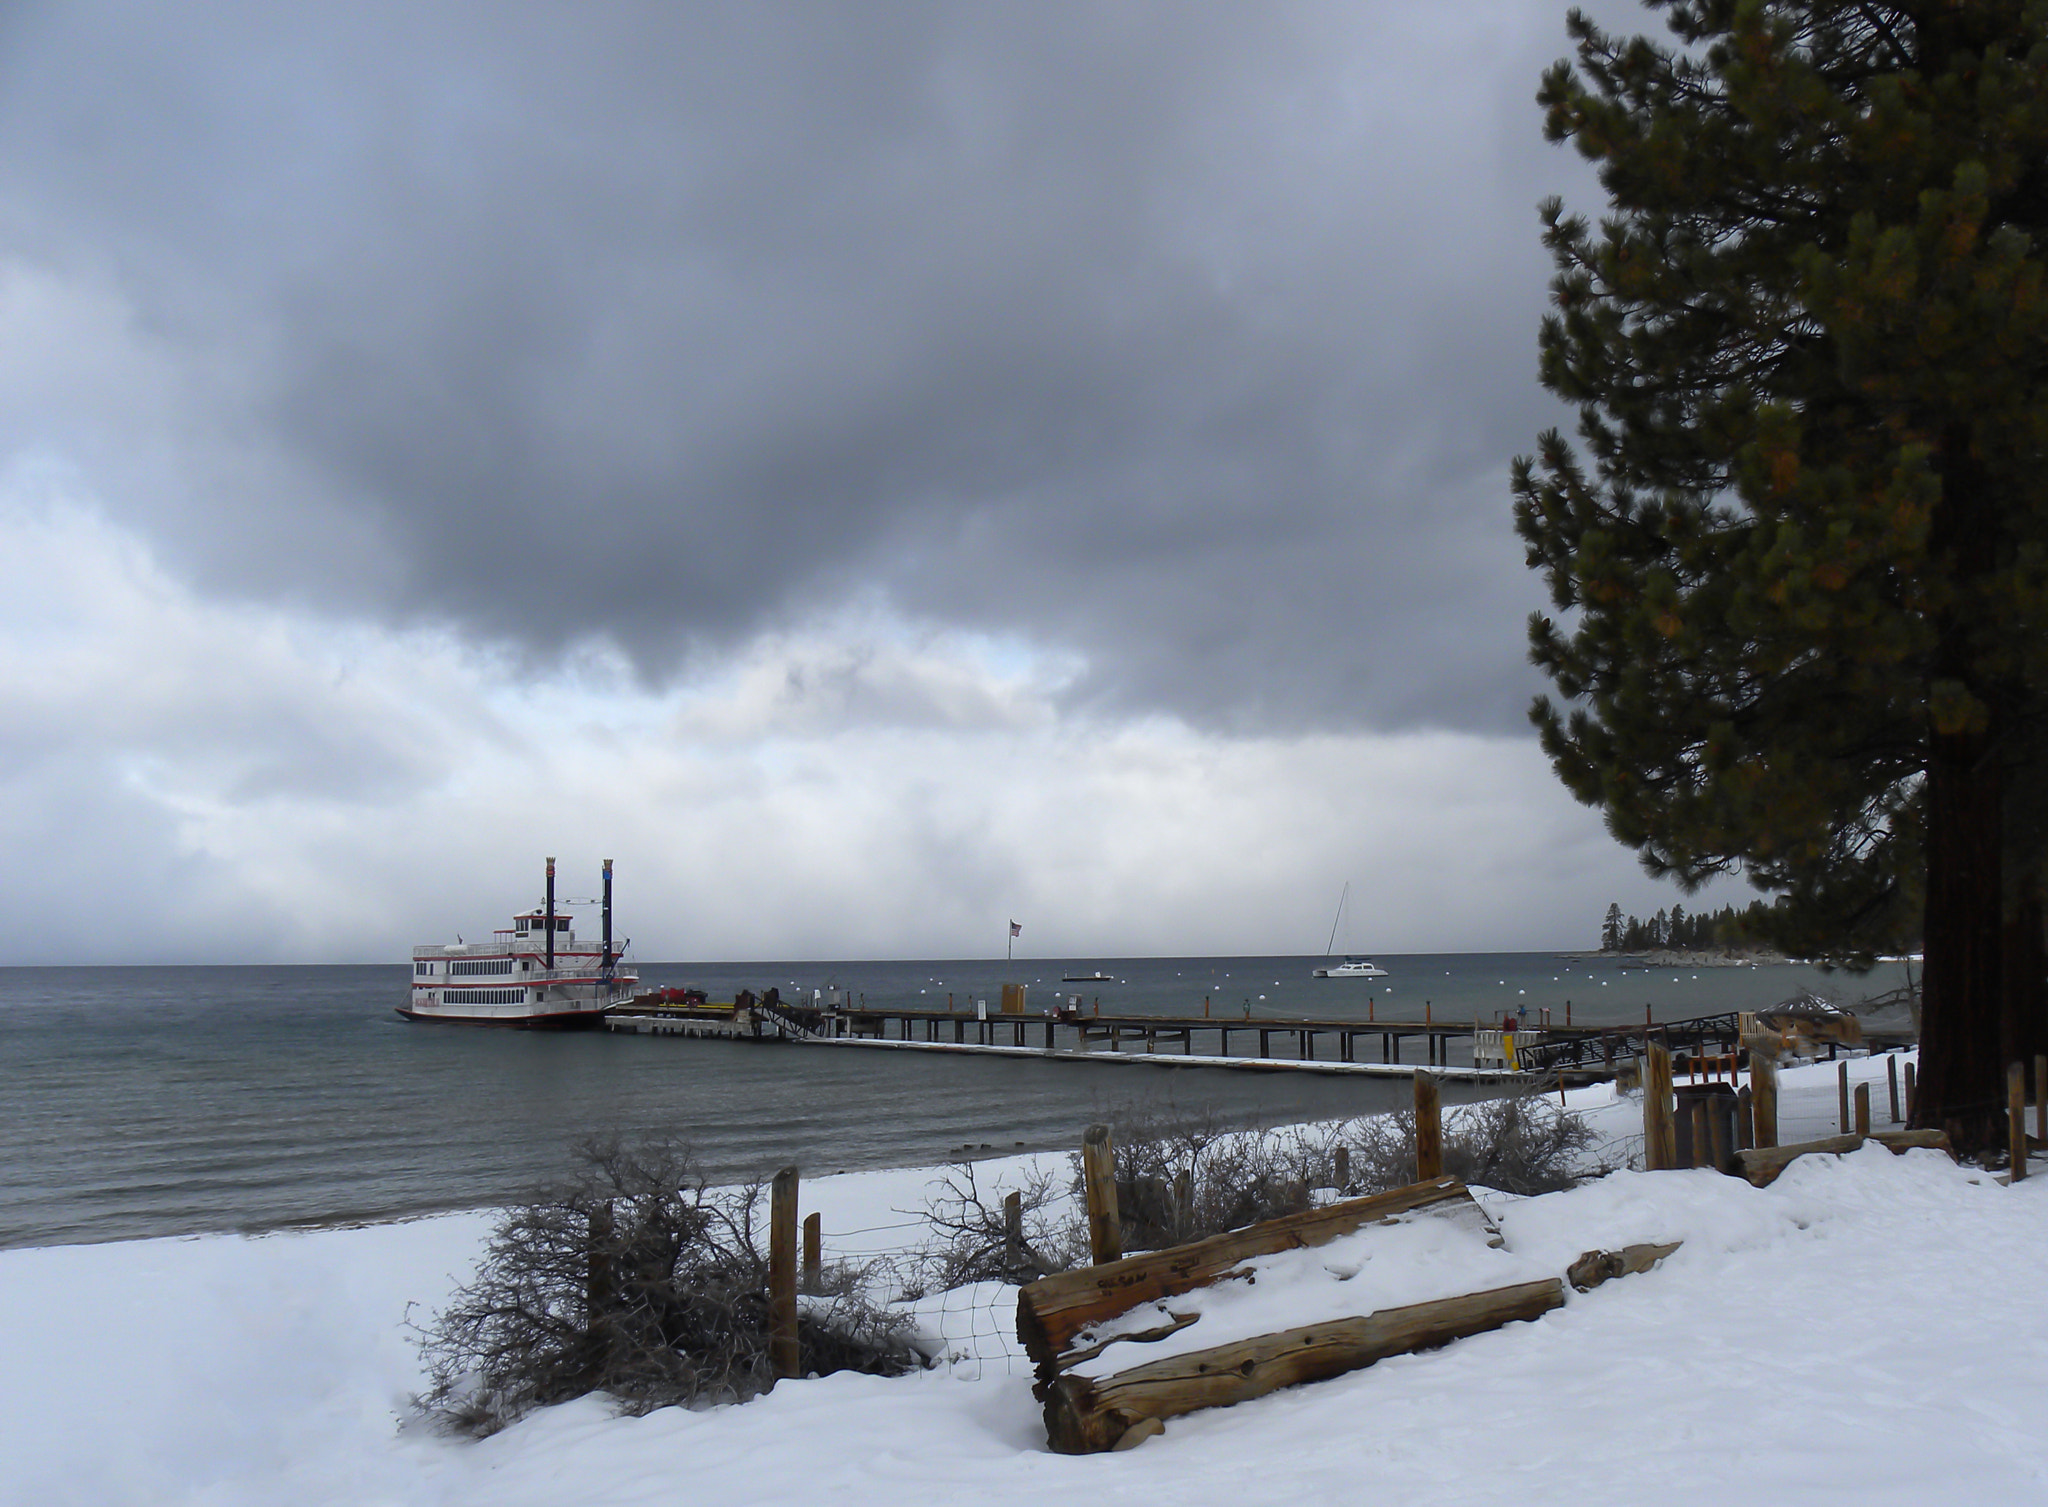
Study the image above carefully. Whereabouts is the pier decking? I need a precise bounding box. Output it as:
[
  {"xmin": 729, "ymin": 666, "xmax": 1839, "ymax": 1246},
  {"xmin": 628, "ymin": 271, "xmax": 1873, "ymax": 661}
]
[{"xmin": 603, "ymin": 998, "xmax": 1756, "ymax": 1082}]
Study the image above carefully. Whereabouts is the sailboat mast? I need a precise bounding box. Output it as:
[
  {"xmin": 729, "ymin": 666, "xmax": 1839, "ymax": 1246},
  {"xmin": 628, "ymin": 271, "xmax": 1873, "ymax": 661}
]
[{"xmin": 1324, "ymin": 881, "xmax": 1349, "ymax": 957}]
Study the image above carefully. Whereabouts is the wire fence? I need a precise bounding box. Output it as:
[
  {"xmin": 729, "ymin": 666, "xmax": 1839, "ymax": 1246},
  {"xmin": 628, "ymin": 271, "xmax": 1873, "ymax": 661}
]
[{"xmin": 803, "ymin": 1225, "xmax": 1033, "ymax": 1381}]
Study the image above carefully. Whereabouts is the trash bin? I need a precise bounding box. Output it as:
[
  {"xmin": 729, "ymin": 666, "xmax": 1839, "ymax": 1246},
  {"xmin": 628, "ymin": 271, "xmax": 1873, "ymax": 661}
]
[{"xmin": 1673, "ymin": 1082, "xmax": 1738, "ymax": 1169}]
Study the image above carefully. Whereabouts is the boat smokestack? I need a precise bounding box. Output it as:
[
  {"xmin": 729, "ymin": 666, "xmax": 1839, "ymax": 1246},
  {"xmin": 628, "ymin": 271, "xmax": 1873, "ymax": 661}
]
[
  {"xmin": 601, "ymin": 858, "xmax": 614, "ymax": 973},
  {"xmin": 545, "ymin": 856, "xmax": 556, "ymax": 971}
]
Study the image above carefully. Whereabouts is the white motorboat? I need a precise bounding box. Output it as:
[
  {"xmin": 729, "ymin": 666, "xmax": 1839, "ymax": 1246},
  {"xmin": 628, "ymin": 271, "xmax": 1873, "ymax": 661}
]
[
  {"xmin": 1312, "ymin": 957, "xmax": 1389, "ymax": 979},
  {"xmin": 399, "ymin": 858, "xmax": 637, "ymax": 1028}
]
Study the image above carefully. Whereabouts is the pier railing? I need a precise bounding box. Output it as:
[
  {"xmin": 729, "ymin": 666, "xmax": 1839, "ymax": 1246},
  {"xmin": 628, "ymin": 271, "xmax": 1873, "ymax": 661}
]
[{"xmin": 1511, "ymin": 1013, "xmax": 1744, "ymax": 1077}]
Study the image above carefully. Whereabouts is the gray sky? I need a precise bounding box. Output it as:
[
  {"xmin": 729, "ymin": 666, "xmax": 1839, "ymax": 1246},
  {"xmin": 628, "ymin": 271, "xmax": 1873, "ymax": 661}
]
[{"xmin": 0, "ymin": 0, "xmax": 1706, "ymax": 964}]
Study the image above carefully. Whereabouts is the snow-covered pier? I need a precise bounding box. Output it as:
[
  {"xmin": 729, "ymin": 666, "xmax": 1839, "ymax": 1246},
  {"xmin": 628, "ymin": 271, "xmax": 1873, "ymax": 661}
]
[{"xmin": 606, "ymin": 998, "xmax": 1754, "ymax": 1082}]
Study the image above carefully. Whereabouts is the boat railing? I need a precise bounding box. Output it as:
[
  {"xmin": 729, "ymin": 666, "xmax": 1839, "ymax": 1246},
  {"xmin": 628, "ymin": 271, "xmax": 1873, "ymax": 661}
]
[{"xmin": 416, "ymin": 957, "xmax": 636, "ymax": 986}]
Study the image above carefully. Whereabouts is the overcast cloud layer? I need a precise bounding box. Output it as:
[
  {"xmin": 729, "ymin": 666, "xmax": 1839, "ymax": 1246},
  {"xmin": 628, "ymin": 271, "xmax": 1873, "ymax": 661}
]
[{"xmin": 0, "ymin": 1, "xmax": 1696, "ymax": 963}]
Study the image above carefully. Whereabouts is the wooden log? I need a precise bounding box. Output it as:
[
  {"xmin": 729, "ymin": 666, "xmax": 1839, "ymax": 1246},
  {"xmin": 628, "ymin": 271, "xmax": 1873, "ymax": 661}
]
[
  {"xmin": 1016, "ymin": 1177, "xmax": 1493, "ymax": 1368},
  {"xmin": 1039, "ymin": 1278, "xmax": 1566, "ymax": 1454},
  {"xmin": 1643, "ymin": 1043, "xmax": 1677, "ymax": 1171},
  {"xmin": 1414, "ymin": 1071, "xmax": 1443, "ymax": 1181},
  {"xmin": 1565, "ymin": 1240, "xmax": 1683, "ymax": 1293},
  {"xmin": 1111, "ymin": 1416, "xmax": 1164, "ymax": 1452},
  {"xmin": 1736, "ymin": 1085, "xmax": 1754, "ymax": 1153},
  {"xmin": 2010, "ymin": 1062, "xmax": 2028, "ymax": 1181},
  {"xmin": 769, "ymin": 1166, "xmax": 799, "ymax": 1381},
  {"xmin": 1751, "ymin": 1053, "xmax": 1779, "ymax": 1150},
  {"xmin": 1733, "ymin": 1129, "xmax": 1954, "ymax": 1188},
  {"xmin": 802, "ymin": 1211, "xmax": 821, "ymax": 1289},
  {"xmin": 1854, "ymin": 1082, "xmax": 1871, "ymax": 1139},
  {"xmin": 1081, "ymin": 1124, "xmax": 1122, "ymax": 1265}
]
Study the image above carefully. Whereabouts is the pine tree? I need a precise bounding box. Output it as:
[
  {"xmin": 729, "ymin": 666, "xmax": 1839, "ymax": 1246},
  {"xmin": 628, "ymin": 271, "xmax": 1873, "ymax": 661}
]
[
  {"xmin": 1601, "ymin": 901, "xmax": 1625, "ymax": 951},
  {"xmin": 1513, "ymin": 4, "xmax": 2048, "ymax": 1153}
]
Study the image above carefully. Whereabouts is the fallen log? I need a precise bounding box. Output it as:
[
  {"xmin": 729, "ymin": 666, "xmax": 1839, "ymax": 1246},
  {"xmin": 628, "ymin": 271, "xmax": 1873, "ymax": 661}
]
[
  {"xmin": 1039, "ymin": 1278, "xmax": 1565, "ymax": 1454},
  {"xmin": 1565, "ymin": 1241, "xmax": 1682, "ymax": 1292},
  {"xmin": 1733, "ymin": 1129, "xmax": 1953, "ymax": 1188},
  {"xmin": 1015, "ymin": 1176, "xmax": 1495, "ymax": 1370}
]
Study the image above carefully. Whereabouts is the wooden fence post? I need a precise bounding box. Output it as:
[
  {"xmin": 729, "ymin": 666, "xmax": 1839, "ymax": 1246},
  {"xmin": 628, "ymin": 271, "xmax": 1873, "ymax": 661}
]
[
  {"xmin": 802, "ymin": 1211, "xmax": 821, "ymax": 1290},
  {"xmin": 1854, "ymin": 1082, "xmax": 1871, "ymax": 1139},
  {"xmin": 1904, "ymin": 1061, "xmax": 1916, "ymax": 1121},
  {"xmin": 1751, "ymin": 1054, "xmax": 1779, "ymax": 1149},
  {"xmin": 1643, "ymin": 1043, "xmax": 1677, "ymax": 1171},
  {"xmin": 2009, "ymin": 1063, "xmax": 2028, "ymax": 1181},
  {"xmin": 1082, "ymin": 1124, "xmax": 1122, "ymax": 1264},
  {"xmin": 1003, "ymin": 1190, "xmax": 1024, "ymax": 1265},
  {"xmin": 2036, "ymin": 1054, "xmax": 2046, "ymax": 1145},
  {"xmin": 1736, "ymin": 1085, "xmax": 1754, "ymax": 1153},
  {"xmin": 1838, "ymin": 1060, "xmax": 1851, "ymax": 1134},
  {"xmin": 1333, "ymin": 1146, "xmax": 1351, "ymax": 1193},
  {"xmin": 770, "ymin": 1166, "xmax": 800, "ymax": 1381},
  {"xmin": 1888, "ymin": 1054, "xmax": 1901, "ymax": 1124},
  {"xmin": 1413, "ymin": 1071, "xmax": 1443, "ymax": 1182}
]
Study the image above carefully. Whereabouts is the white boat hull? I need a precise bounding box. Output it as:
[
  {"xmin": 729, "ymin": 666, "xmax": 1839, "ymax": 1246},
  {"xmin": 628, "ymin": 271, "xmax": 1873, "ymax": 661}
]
[{"xmin": 1312, "ymin": 960, "xmax": 1388, "ymax": 979}]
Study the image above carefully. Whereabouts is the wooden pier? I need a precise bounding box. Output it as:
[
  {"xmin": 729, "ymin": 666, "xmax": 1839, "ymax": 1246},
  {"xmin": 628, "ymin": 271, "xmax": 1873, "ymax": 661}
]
[
  {"xmin": 826, "ymin": 1005, "xmax": 1497, "ymax": 1069},
  {"xmin": 604, "ymin": 997, "xmax": 1752, "ymax": 1083}
]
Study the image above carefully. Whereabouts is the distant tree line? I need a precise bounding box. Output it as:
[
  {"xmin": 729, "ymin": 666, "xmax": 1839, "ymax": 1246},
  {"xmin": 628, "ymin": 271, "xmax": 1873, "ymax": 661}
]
[{"xmin": 1597, "ymin": 900, "xmax": 1774, "ymax": 955}]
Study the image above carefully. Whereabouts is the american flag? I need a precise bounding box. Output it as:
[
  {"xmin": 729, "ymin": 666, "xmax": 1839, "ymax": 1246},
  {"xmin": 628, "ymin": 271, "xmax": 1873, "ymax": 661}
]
[{"xmin": 1009, "ymin": 920, "xmax": 1022, "ymax": 938}]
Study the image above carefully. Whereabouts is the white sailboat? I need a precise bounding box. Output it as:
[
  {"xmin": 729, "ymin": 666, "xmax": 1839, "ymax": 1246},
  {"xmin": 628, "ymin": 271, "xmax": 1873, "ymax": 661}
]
[{"xmin": 1311, "ymin": 882, "xmax": 1388, "ymax": 979}]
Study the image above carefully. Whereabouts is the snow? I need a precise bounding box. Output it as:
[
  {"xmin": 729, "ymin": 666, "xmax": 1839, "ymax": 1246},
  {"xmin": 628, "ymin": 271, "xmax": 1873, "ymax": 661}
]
[{"xmin": 4, "ymin": 1051, "xmax": 2045, "ymax": 1506}]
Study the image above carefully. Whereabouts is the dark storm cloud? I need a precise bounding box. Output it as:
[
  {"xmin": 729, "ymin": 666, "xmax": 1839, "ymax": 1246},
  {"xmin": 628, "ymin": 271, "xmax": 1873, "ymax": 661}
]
[{"xmin": 0, "ymin": 0, "xmax": 1613, "ymax": 733}]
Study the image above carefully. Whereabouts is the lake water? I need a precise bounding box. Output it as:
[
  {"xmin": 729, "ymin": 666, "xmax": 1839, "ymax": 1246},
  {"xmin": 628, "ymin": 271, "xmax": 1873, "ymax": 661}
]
[{"xmin": 0, "ymin": 951, "xmax": 1908, "ymax": 1248}]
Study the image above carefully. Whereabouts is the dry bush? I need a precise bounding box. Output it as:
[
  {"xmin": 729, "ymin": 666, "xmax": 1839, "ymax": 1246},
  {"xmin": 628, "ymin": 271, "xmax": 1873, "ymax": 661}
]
[
  {"xmin": 1338, "ymin": 1090, "xmax": 1613, "ymax": 1197},
  {"xmin": 1074, "ymin": 1102, "xmax": 1323, "ymax": 1253},
  {"xmin": 412, "ymin": 1137, "xmax": 920, "ymax": 1437},
  {"xmin": 920, "ymin": 1157, "xmax": 1080, "ymax": 1289}
]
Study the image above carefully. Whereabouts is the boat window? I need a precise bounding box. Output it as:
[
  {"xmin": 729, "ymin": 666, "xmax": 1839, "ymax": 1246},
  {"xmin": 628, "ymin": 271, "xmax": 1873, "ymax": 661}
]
[{"xmin": 515, "ymin": 920, "xmax": 529, "ymax": 935}]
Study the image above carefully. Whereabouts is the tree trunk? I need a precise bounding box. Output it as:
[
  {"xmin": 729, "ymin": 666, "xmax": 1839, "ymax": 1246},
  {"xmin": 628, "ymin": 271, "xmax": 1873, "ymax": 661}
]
[
  {"xmin": 1914, "ymin": 422, "xmax": 2011, "ymax": 1159},
  {"xmin": 2001, "ymin": 873, "xmax": 2047, "ymax": 1072},
  {"xmin": 1915, "ymin": 726, "xmax": 2007, "ymax": 1155}
]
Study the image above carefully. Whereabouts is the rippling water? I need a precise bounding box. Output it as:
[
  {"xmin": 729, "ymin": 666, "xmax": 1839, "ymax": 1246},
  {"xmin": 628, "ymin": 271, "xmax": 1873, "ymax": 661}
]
[{"xmin": 0, "ymin": 952, "xmax": 1906, "ymax": 1248}]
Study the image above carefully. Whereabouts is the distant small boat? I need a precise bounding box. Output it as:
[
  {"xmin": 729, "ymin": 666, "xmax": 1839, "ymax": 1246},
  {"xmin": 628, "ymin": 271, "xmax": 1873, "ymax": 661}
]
[
  {"xmin": 1312, "ymin": 957, "xmax": 1388, "ymax": 979},
  {"xmin": 1062, "ymin": 971, "xmax": 1118, "ymax": 983},
  {"xmin": 1311, "ymin": 883, "xmax": 1388, "ymax": 980}
]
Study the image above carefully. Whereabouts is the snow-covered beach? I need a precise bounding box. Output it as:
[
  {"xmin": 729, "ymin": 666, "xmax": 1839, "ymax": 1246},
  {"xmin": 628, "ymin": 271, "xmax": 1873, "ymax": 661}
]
[{"xmin": 4, "ymin": 1052, "xmax": 2043, "ymax": 1507}]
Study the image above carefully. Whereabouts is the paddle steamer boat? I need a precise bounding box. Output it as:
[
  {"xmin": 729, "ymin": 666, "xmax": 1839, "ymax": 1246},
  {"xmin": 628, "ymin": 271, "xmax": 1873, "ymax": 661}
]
[{"xmin": 400, "ymin": 858, "xmax": 636, "ymax": 1028}]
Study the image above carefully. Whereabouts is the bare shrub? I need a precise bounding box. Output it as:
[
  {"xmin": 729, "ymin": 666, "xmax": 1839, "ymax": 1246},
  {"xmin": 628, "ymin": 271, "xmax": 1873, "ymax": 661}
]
[
  {"xmin": 1075, "ymin": 1102, "xmax": 1321, "ymax": 1253},
  {"xmin": 412, "ymin": 1137, "xmax": 920, "ymax": 1437},
  {"xmin": 921, "ymin": 1157, "xmax": 1080, "ymax": 1288},
  {"xmin": 1337, "ymin": 1090, "xmax": 1614, "ymax": 1197}
]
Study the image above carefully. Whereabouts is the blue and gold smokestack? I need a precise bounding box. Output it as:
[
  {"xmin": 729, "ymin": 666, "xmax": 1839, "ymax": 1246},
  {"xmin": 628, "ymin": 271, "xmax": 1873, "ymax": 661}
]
[{"xmin": 601, "ymin": 858, "xmax": 614, "ymax": 975}]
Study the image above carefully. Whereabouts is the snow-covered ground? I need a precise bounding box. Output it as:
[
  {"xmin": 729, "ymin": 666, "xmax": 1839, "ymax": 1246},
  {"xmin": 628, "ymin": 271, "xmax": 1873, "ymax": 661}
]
[{"xmin": 4, "ymin": 1051, "xmax": 2044, "ymax": 1507}]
